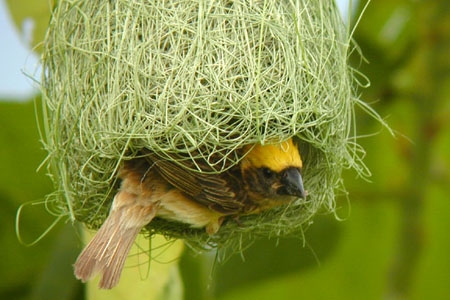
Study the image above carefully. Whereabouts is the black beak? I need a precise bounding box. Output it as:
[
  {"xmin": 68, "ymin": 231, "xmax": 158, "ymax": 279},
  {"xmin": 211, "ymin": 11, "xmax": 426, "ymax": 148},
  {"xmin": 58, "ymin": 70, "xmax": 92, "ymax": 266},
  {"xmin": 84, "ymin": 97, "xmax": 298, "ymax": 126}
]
[{"xmin": 279, "ymin": 167, "xmax": 306, "ymax": 199}]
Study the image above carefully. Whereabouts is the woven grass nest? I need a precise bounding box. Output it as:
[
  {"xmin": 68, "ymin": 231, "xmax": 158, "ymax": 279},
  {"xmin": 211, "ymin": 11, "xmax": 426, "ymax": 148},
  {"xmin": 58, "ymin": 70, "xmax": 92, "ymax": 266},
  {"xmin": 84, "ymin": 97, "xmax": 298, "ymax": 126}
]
[{"xmin": 41, "ymin": 0, "xmax": 377, "ymax": 252}]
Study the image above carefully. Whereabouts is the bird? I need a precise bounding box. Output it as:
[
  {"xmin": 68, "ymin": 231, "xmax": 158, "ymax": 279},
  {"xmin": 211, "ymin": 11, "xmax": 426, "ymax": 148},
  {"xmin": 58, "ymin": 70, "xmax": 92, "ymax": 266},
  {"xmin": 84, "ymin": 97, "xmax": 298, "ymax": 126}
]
[{"xmin": 73, "ymin": 138, "xmax": 306, "ymax": 289}]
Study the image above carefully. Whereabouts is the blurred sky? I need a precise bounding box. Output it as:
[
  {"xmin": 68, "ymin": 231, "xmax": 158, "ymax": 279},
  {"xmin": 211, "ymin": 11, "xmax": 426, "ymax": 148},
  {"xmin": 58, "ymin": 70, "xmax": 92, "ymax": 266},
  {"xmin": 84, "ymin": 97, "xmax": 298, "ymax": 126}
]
[
  {"xmin": 0, "ymin": 0, "xmax": 40, "ymax": 100},
  {"xmin": 0, "ymin": 0, "xmax": 354, "ymax": 101}
]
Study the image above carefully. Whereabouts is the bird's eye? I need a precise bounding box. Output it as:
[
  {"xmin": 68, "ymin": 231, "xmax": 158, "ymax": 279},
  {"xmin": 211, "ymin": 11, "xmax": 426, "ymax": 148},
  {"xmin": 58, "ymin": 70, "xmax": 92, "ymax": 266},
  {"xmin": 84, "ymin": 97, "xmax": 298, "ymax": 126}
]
[{"xmin": 262, "ymin": 167, "xmax": 274, "ymax": 179}]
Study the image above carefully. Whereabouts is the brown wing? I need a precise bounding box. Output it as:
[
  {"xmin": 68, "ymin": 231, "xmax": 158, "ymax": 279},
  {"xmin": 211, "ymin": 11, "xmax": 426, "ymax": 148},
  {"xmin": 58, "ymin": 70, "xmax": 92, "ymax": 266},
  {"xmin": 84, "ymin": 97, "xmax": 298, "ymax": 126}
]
[{"xmin": 145, "ymin": 153, "xmax": 246, "ymax": 214}]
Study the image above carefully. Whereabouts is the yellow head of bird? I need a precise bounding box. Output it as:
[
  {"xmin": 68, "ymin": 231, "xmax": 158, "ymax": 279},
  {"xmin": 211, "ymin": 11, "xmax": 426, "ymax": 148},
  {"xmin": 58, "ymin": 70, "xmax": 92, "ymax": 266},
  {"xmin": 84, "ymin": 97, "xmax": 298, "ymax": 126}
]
[{"xmin": 241, "ymin": 138, "xmax": 303, "ymax": 172}]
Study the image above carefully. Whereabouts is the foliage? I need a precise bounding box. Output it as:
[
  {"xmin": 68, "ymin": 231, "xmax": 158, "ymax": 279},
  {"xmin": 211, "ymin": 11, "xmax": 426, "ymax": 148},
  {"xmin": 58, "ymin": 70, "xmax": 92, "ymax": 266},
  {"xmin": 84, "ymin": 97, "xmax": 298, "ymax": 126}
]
[{"xmin": 0, "ymin": 99, "xmax": 81, "ymax": 299}]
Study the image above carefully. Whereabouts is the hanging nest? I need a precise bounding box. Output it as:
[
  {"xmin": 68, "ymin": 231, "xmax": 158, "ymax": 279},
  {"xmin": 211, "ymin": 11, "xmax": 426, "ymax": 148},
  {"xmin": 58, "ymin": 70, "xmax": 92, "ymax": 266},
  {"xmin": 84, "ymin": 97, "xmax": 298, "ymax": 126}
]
[{"xmin": 41, "ymin": 0, "xmax": 376, "ymax": 252}]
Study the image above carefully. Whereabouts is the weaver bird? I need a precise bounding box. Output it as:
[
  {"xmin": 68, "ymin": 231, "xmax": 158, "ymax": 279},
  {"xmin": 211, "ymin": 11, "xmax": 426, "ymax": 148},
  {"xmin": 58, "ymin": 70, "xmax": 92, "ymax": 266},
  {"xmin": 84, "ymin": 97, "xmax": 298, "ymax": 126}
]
[{"xmin": 74, "ymin": 138, "xmax": 306, "ymax": 289}]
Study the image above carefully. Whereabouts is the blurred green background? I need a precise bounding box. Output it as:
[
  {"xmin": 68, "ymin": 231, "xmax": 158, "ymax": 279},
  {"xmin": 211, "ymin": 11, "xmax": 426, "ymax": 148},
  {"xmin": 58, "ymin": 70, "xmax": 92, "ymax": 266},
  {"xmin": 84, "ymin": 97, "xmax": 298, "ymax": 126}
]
[{"xmin": 1, "ymin": 0, "xmax": 449, "ymax": 299}]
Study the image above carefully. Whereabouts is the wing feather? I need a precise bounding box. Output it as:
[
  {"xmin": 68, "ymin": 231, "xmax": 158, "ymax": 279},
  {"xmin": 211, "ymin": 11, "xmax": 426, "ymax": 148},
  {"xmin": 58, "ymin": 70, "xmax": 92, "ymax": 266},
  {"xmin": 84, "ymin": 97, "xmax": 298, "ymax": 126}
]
[{"xmin": 144, "ymin": 153, "xmax": 245, "ymax": 214}]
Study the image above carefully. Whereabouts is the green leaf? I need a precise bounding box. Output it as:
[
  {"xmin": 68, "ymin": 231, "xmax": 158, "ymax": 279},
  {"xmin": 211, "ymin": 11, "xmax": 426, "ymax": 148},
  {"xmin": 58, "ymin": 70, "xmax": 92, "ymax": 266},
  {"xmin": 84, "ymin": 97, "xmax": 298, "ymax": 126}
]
[
  {"xmin": 0, "ymin": 99, "xmax": 60, "ymax": 298},
  {"xmin": 5, "ymin": 0, "xmax": 53, "ymax": 52},
  {"xmin": 217, "ymin": 201, "xmax": 400, "ymax": 300}
]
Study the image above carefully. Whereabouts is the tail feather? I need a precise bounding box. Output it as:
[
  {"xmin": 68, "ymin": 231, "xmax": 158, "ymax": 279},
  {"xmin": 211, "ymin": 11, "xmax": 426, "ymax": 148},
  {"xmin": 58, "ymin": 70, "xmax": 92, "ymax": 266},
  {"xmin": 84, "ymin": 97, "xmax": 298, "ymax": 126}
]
[
  {"xmin": 74, "ymin": 191, "xmax": 157, "ymax": 289},
  {"xmin": 99, "ymin": 227, "xmax": 142, "ymax": 289}
]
